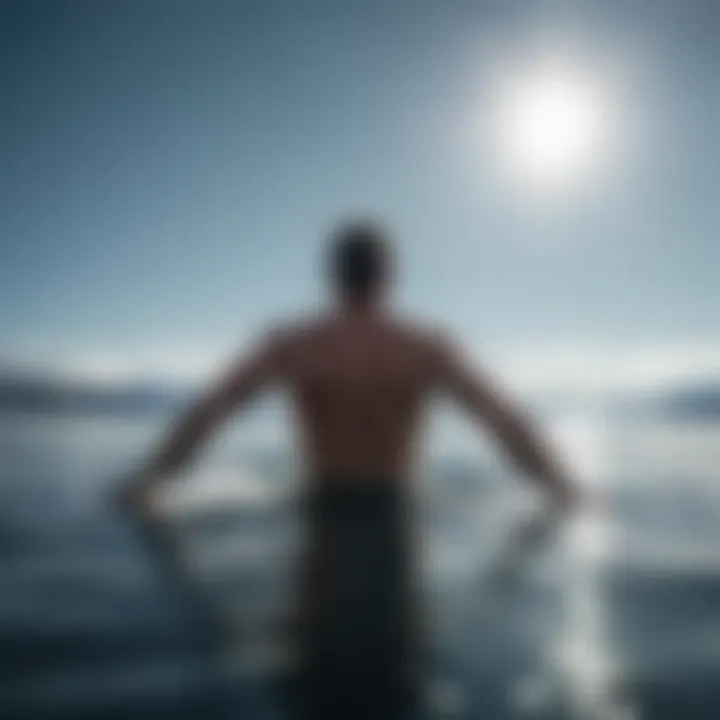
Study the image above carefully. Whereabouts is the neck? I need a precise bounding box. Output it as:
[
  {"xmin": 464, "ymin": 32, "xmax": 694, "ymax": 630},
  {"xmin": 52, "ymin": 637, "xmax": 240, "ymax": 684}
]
[{"xmin": 338, "ymin": 295, "xmax": 383, "ymax": 317}]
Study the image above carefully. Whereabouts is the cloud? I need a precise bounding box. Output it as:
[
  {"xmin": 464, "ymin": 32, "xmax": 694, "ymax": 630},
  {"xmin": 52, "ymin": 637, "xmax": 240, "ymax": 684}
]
[
  {"xmin": 485, "ymin": 340, "xmax": 720, "ymax": 401},
  {"xmin": 2, "ymin": 339, "xmax": 719, "ymax": 404},
  {"xmin": 0, "ymin": 346, "xmax": 230, "ymax": 388}
]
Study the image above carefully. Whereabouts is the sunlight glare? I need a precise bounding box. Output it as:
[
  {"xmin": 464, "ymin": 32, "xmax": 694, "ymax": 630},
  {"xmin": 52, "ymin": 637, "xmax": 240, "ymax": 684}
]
[{"xmin": 496, "ymin": 64, "xmax": 610, "ymax": 189}]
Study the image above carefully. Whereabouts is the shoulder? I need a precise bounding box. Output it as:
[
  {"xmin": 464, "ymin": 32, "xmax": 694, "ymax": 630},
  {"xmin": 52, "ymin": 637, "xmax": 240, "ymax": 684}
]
[
  {"xmin": 393, "ymin": 313, "xmax": 450, "ymax": 346},
  {"xmin": 389, "ymin": 315, "xmax": 458, "ymax": 367},
  {"xmin": 258, "ymin": 313, "xmax": 327, "ymax": 355}
]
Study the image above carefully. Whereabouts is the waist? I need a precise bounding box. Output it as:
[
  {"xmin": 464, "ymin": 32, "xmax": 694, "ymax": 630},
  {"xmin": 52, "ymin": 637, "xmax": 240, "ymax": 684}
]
[
  {"xmin": 302, "ymin": 477, "xmax": 410, "ymax": 524},
  {"xmin": 306, "ymin": 473, "xmax": 407, "ymax": 500},
  {"xmin": 305, "ymin": 447, "xmax": 412, "ymax": 482},
  {"xmin": 307, "ymin": 465, "xmax": 408, "ymax": 487}
]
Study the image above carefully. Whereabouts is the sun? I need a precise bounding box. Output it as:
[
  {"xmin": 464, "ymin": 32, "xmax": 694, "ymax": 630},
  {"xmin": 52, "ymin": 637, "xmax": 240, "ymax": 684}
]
[{"xmin": 495, "ymin": 65, "xmax": 609, "ymax": 189}]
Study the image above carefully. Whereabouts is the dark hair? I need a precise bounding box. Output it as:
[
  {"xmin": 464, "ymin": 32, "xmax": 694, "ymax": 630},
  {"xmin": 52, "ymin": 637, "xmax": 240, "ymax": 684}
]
[{"xmin": 328, "ymin": 219, "xmax": 392, "ymax": 300}]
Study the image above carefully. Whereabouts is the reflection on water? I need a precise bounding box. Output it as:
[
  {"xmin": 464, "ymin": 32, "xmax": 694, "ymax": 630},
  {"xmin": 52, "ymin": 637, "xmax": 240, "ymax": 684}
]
[
  {"xmin": 1, "ymin": 411, "xmax": 720, "ymax": 719},
  {"xmin": 553, "ymin": 513, "xmax": 627, "ymax": 720}
]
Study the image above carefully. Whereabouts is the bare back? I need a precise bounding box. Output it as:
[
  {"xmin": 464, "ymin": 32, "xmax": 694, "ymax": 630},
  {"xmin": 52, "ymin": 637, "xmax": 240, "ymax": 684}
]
[
  {"xmin": 138, "ymin": 307, "xmax": 574, "ymax": 508},
  {"xmin": 276, "ymin": 313, "xmax": 441, "ymax": 481}
]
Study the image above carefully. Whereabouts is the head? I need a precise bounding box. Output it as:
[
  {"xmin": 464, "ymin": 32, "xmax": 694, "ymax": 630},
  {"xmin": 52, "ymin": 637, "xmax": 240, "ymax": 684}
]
[{"xmin": 327, "ymin": 219, "xmax": 394, "ymax": 306}]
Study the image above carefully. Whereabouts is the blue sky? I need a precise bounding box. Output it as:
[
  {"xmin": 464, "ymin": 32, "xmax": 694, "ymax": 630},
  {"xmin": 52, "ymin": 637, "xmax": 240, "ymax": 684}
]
[{"xmin": 1, "ymin": 0, "xmax": 719, "ymax": 393}]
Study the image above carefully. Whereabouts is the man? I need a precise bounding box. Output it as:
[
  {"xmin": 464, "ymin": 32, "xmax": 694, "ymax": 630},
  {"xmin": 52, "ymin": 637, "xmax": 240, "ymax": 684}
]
[{"xmin": 117, "ymin": 219, "xmax": 579, "ymax": 719}]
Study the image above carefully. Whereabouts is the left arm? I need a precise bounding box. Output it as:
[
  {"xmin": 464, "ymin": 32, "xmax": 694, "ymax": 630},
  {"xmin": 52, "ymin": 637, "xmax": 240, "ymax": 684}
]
[{"xmin": 116, "ymin": 330, "xmax": 288, "ymax": 514}]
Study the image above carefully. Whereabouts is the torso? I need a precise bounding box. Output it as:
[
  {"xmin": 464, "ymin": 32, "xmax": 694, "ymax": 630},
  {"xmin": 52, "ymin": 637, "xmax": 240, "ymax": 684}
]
[{"xmin": 277, "ymin": 311, "xmax": 442, "ymax": 484}]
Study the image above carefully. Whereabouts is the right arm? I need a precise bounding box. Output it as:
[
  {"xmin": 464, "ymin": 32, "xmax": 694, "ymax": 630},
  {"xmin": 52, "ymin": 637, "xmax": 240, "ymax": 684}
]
[{"xmin": 432, "ymin": 335, "xmax": 579, "ymax": 512}]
